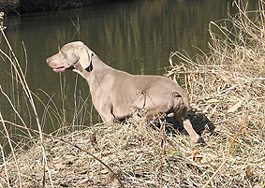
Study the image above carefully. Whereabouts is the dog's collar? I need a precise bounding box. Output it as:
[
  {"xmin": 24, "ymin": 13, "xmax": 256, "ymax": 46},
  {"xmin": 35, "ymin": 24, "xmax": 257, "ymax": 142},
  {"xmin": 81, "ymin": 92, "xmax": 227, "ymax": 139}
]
[
  {"xmin": 66, "ymin": 63, "xmax": 93, "ymax": 72},
  {"xmin": 85, "ymin": 53, "xmax": 94, "ymax": 72},
  {"xmin": 66, "ymin": 65, "xmax": 74, "ymax": 71},
  {"xmin": 85, "ymin": 64, "xmax": 93, "ymax": 72}
]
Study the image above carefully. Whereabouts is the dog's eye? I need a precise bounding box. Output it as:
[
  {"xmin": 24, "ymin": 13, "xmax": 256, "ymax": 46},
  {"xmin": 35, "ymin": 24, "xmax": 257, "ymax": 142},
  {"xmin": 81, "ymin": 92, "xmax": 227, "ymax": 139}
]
[
  {"xmin": 174, "ymin": 93, "xmax": 181, "ymax": 98},
  {"xmin": 59, "ymin": 51, "xmax": 67, "ymax": 59}
]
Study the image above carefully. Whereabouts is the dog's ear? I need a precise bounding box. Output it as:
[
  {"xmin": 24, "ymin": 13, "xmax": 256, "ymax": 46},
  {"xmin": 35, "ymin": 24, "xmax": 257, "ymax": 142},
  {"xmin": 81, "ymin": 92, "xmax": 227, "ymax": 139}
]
[{"xmin": 75, "ymin": 45, "xmax": 94, "ymax": 69}]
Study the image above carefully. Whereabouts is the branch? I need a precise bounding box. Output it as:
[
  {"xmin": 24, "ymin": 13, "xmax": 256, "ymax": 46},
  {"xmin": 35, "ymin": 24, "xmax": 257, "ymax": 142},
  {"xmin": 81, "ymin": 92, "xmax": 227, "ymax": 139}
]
[{"xmin": 202, "ymin": 93, "xmax": 250, "ymax": 188}]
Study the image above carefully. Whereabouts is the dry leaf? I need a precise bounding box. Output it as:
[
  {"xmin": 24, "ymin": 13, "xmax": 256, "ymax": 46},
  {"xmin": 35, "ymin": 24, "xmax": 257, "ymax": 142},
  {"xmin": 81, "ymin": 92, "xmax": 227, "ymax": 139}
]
[
  {"xmin": 100, "ymin": 169, "xmax": 109, "ymax": 174},
  {"xmin": 253, "ymin": 184, "xmax": 263, "ymax": 188},
  {"xmin": 228, "ymin": 93, "xmax": 250, "ymax": 113},
  {"xmin": 207, "ymin": 98, "xmax": 219, "ymax": 103},
  {"xmin": 227, "ymin": 100, "xmax": 244, "ymax": 113},
  {"xmin": 55, "ymin": 163, "xmax": 66, "ymax": 170},
  {"xmin": 74, "ymin": 165, "xmax": 91, "ymax": 174},
  {"xmin": 240, "ymin": 127, "xmax": 251, "ymax": 136},
  {"xmin": 191, "ymin": 150, "xmax": 203, "ymax": 163},
  {"xmin": 245, "ymin": 167, "xmax": 254, "ymax": 178},
  {"xmin": 90, "ymin": 132, "xmax": 97, "ymax": 146}
]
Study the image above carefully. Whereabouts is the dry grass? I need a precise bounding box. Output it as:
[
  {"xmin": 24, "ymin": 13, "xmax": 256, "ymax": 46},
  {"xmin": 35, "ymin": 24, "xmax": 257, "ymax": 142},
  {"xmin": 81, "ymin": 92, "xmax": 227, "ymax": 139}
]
[{"xmin": 0, "ymin": 1, "xmax": 265, "ymax": 187}]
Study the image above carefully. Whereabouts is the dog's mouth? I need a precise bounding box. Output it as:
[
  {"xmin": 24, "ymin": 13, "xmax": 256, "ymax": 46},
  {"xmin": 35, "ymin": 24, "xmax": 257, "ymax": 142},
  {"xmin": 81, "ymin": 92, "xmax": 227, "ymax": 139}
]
[{"xmin": 53, "ymin": 66, "xmax": 66, "ymax": 72}]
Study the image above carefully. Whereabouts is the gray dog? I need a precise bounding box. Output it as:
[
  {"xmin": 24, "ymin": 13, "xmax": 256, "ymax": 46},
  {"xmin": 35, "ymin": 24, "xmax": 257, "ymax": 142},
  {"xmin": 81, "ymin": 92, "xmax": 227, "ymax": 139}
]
[{"xmin": 46, "ymin": 41, "xmax": 202, "ymax": 144}]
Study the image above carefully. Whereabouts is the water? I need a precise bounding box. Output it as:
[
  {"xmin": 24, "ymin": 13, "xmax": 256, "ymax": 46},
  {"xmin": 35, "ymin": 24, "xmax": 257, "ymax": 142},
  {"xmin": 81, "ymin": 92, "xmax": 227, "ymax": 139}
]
[{"xmin": 0, "ymin": 0, "xmax": 252, "ymax": 147}]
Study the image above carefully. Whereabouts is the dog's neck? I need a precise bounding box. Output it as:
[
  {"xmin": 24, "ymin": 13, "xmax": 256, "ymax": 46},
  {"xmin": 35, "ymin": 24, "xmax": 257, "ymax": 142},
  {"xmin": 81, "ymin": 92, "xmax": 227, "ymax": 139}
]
[{"xmin": 73, "ymin": 56, "xmax": 113, "ymax": 84}]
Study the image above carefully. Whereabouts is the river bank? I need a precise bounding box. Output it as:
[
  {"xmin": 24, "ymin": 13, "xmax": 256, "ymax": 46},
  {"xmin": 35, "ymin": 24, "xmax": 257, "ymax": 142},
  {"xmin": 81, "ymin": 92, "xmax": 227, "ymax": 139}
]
[
  {"xmin": 0, "ymin": 0, "xmax": 264, "ymax": 187},
  {"xmin": 0, "ymin": 0, "xmax": 136, "ymax": 16}
]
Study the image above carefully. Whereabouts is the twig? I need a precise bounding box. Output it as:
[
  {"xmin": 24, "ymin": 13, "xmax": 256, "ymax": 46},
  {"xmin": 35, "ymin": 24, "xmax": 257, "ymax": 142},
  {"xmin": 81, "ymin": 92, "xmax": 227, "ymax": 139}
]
[
  {"xmin": 21, "ymin": 41, "xmax": 28, "ymax": 77},
  {"xmin": 0, "ymin": 145, "xmax": 10, "ymax": 188},
  {"xmin": 72, "ymin": 74, "xmax": 79, "ymax": 138},
  {"xmin": 0, "ymin": 112, "xmax": 22, "ymax": 188},
  {"xmin": 69, "ymin": 15, "xmax": 80, "ymax": 31},
  {"xmin": 70, "ymin": 15, "xmax": 80, "ymax": 40},
  {"xmin": 202, "ymin": 92, "xmax": 250, "ymax": 188},
  {"xmin": 0, "ymin": 85, "xmax": 33, "ymax": 139},
  {"xmin": 159, "ymin": 123, "xmax": 166, "ymax": 188}
]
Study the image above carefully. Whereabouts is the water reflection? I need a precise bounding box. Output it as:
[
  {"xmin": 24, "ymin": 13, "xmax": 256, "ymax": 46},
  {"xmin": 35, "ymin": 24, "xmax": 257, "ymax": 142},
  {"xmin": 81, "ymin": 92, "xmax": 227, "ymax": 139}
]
[{"xmin": 0, "ymin": 0, "xmax": 248, "ymax": 138}]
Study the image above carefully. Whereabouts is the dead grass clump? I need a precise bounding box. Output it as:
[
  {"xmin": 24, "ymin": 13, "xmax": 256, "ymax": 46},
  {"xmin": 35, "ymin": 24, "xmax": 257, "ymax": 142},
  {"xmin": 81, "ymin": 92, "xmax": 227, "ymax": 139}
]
[
  {"xmin": 0, "ymin": 104, "xmax": 264, "ymax": 187},
  {"xmin": 0, "ymin": 121, "xmax": 204, "ymax": 187},
  {"xmin": 166, "ymin": 1, "xmax": 265, "ymax": 187}
]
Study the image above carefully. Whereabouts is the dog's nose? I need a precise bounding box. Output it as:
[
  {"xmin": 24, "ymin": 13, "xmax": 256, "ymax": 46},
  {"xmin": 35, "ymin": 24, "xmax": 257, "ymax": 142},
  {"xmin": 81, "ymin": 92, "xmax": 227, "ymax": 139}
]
[{"xmin": 46, "ymin": 58, "xmax": 50, "ymax": 64}]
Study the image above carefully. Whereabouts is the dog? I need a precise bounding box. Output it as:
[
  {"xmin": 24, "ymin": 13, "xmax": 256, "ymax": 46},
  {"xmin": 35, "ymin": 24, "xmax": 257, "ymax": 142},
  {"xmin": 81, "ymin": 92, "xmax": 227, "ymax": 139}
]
[{"xmin": 46, "ymin": 41, "xmax": 202, "ymax": 144}]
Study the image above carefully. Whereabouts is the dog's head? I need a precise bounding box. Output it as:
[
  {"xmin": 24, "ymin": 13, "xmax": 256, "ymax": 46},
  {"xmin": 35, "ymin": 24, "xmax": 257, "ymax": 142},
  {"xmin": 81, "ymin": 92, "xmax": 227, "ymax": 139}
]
[{"xmin": 46, "ymin": 41, "xmax": 94, "ymax": 72}]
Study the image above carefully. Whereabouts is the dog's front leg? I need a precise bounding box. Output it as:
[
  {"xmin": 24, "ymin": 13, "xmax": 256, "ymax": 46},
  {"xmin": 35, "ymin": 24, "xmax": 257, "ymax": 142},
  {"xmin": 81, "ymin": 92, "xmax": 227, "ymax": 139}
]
[{"xmin": 96, "ymin": 104, "xmax": 115, "ymax": 125}]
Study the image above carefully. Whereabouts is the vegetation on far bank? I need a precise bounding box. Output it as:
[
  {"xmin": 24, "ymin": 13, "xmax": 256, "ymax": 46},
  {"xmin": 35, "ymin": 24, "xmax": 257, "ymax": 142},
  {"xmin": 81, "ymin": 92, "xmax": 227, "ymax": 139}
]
[
  {"xmin": 0, "ymin": 0, "xmax": 134, "ymax": 16},
  {"xmin": 0, "ymin": 0, "xmax": 264, "ymax": 187}
]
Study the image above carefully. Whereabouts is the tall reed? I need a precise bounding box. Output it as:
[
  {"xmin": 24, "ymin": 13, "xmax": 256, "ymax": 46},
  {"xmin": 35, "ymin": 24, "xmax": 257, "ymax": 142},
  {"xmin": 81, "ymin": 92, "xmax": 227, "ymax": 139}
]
[{"xmin": 0, "ymin": 12, "xmax": 54, "ymax": 187}]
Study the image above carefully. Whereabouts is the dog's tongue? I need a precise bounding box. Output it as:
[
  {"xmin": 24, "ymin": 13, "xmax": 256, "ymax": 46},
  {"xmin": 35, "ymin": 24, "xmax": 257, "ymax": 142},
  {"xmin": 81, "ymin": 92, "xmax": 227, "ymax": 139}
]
[{"xmin": 53, "ymin": 66, "xmax": 66, "ymax": 72}]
